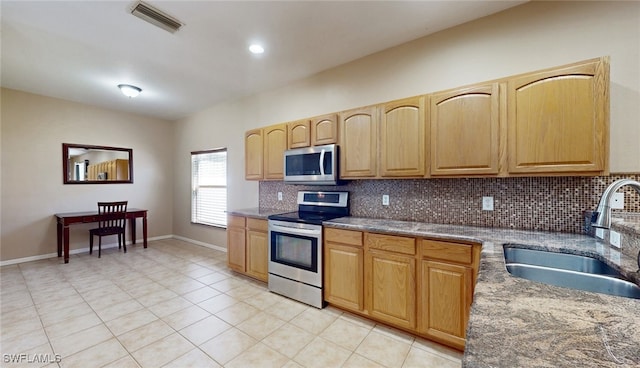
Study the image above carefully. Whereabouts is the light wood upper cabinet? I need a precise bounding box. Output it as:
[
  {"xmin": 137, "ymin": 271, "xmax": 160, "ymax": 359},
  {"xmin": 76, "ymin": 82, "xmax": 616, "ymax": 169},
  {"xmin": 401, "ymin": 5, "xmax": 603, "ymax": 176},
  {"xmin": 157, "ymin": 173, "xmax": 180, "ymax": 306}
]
[
  {"xmin": 287, "ymin": 120, "xmax": 311, "ymax": 149},
  {"xmin": 430, "ymin": 83, "xmax": 502, "ymax": 176},
  {"xmin": 263, "ymin": 124, "xmax": 288, "ymax": 180},
  {"xmin": 245, "ymin": 57, "xmax": 609, "ymax": 181},
  {"xmin": 380, "ymin": 96, "xmax": 426, "ymax": 177},
  {"xmin": 311, "ymin": 114, "xmax": 338, "ymax": 146},
  {"xmin": 507, "ymin": 57, "xmax": 609, "ymax": 175},
  {"xmin": 339, "ymin": 106, "xmax": 378, "ymax": 178},
  {"xmin": 245, "ymin": 129, "xmax": 263, "ymax": 180}
]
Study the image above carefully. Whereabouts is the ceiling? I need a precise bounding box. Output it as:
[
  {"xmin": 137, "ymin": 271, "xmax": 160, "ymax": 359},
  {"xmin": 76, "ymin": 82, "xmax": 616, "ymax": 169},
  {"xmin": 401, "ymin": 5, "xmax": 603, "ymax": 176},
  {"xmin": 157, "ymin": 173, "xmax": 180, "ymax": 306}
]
[{"xmin": 1, "ymin": 1, "xmax": 526, "ymax": 121}]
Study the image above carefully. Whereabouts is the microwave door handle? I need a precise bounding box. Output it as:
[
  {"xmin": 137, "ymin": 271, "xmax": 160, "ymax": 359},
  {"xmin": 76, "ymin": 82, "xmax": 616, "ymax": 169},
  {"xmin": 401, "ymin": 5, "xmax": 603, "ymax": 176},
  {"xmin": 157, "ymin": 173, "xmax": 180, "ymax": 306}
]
[{"xmin": 319, "ymin": 149, "xmax": 326, "ymax": 176}]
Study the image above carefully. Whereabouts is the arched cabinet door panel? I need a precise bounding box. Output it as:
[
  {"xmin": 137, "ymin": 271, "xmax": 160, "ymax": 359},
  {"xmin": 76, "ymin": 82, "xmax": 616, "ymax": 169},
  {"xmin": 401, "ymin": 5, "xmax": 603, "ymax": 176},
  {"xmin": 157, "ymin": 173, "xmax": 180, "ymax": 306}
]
[
  {"xmin": 380, "ymin": 96, "xmax": 426, "ymax": 177},
  {"xmin": 311, "ymin": 114, "xmax": 338, "ymax": 146},
  {"xmin": 263, "ymin": 124, "xmax": 287, "ymax": 179},
  {"xmin": 430, "ymin": 83, "xmax": 501, "ymax": 176},
  {"xmin": 339, "ymin": 107, "xmax": 378, "ymax": 178},
  {"xmin": 507, "ymin": 57, "xmax": 609, "ymax": 175},
  {"xmin": 245, "ymin": 129, "xmax": 263, "ymax": 180}
]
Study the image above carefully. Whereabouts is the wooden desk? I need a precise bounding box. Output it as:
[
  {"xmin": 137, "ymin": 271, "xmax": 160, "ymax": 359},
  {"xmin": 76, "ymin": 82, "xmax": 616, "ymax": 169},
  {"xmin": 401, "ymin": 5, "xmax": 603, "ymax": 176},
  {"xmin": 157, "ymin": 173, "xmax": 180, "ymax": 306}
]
[{"xmin": 55, "ymin": 208, "xmax": 147, "ymax": 263}]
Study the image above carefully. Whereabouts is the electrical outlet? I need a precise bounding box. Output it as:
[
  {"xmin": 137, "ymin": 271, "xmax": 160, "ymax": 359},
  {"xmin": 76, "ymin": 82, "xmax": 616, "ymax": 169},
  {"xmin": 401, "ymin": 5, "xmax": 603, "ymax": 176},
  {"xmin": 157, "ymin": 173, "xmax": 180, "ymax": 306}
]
[
  {"xmin": 382, "ymin": 194, "xmax": 390, "ymax": 206},
  {"xmin": 277, "ymin": 192, "xmax": 283, "ymax": 201},
  {"xmin": 609, "ymin": 230, "xmax": 621, "ymax": 248},
  {"xmin": 611, "ymin": 192, "xmax": 624, "ymax": 209},
  {"xmin": 482, "ymin": 196, "xmax": 494, "ymax": 211}
]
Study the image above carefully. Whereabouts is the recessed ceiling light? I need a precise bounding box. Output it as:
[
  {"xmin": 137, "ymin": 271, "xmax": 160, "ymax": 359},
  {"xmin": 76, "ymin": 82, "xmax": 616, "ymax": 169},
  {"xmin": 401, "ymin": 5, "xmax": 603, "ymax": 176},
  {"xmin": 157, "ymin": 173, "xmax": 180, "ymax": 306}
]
[
  {"xmin": 118, "ymin": 84, "xmax": 142, "ymax": 98},
  {"xmin": 249, "ymin": 44, "xmax": 265, "ymax": 54}
]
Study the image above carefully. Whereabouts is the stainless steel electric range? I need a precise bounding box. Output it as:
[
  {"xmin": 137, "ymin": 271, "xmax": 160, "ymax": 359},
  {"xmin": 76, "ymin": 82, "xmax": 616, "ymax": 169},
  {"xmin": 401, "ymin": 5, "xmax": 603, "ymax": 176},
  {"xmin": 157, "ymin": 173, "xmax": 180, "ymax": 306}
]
[{"xmin": 267, "ymin": 191, "xmax": 349, "ymax": 308}]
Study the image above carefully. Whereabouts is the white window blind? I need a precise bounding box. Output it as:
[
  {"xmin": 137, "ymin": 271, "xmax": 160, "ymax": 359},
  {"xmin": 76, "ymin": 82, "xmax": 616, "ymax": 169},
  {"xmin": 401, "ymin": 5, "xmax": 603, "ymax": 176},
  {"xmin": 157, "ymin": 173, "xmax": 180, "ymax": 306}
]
[{"xmin": 191, "ymin": 149, "xmax": 227, "ymax": 227}]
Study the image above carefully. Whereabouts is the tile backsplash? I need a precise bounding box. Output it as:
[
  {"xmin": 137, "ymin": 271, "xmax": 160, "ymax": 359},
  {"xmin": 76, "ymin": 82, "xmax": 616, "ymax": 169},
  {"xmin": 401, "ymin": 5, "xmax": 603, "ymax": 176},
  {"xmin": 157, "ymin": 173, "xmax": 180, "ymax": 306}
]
[{"xmin": 259, "ymin": 174, "xmax": 640, "ymax": 234}]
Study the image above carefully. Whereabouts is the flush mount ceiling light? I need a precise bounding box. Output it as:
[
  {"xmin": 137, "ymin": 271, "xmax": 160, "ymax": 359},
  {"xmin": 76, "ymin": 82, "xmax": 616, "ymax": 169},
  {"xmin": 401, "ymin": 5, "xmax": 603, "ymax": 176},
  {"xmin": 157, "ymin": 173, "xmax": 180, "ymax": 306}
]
[
  {"xmin": 249, "ymin": 44, "xmax": 265, "ymax": 54},
  {"xmin": 118, "ymin": 84, "xmax": 142, "ymax": 98}
]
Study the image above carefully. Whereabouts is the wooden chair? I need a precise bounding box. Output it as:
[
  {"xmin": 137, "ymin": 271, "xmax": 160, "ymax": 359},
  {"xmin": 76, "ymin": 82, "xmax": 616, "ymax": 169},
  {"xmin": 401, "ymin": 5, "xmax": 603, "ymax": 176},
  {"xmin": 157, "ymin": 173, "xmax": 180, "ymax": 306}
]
[{"xmin": 89, "ymin": 201, "xmax": 128, "ymax": 258}]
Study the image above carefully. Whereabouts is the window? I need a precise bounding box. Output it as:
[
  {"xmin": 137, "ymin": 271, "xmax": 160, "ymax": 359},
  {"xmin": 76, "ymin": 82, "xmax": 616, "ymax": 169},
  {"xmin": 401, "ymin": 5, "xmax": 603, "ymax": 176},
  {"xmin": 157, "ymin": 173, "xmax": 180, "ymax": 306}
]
[{"xmin": 191, "ymin": 148, "xmax": 227, "ymax": 227}]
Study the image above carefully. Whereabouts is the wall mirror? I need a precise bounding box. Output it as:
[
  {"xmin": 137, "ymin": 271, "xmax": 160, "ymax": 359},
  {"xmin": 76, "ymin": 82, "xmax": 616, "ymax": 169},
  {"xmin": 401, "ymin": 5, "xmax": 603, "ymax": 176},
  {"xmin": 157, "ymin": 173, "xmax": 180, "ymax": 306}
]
[{"xmin": 63, "ymin": 143, "xmax": 133, "ymax": 184}]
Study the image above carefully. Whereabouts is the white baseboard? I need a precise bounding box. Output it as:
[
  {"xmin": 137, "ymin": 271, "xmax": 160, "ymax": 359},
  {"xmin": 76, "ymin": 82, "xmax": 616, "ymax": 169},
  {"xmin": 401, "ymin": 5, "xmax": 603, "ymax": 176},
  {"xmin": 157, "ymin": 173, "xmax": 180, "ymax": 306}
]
[
  {"xmin": 0, "ymin": 235, "xmax": 225, "ymax": 267},
  {"xmin": 172, "ymin": 235, "xmax": 227, "ymax": 253}
]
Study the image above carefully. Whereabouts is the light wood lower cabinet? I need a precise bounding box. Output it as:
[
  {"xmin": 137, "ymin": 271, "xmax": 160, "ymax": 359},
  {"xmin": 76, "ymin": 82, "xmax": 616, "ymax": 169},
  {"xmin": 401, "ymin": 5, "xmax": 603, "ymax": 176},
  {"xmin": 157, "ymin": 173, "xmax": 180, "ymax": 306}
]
[
  {"xmin": 324, "ymin": 228, "xmax": 364, "ymax": 311},
  {"xmin": 227, "ymin": 215, "xmax": 246, "ymax": 273},
  {"xmin": 323, "ymin": 228, "xmax": 480, "ymax": 351},
  {"xmin": 226, "ymin": 215, "xmax": 268, "ymax": 282},
  {"xmin": 420, "ymin": 260, "xmax": 472, "ymax": 349},
  {"xmin": 418, "ymin": 239, "xmax": 478, "ymax": 350},
  {"xmin": 366, "ymin": 249, "xmax": 417, "ymax": 329},
  {"xmin": 245, "ymin": 218, "xmax": 269, "ymax": 282}
]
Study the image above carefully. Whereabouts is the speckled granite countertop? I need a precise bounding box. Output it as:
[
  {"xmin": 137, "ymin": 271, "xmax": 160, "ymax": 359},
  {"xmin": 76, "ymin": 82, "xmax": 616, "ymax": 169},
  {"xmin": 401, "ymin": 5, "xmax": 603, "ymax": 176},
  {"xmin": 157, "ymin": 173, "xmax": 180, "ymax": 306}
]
[
  {"xmin": 323, "ymin": 217, "xmax": 640, "ymax": 368},
  {"xmin": 612, "ymin": 212, "xmax": 640, "ymax": 234},
  {"xmin": 227, "ymin": 207, "xmax": 286, "ymax": 220}
]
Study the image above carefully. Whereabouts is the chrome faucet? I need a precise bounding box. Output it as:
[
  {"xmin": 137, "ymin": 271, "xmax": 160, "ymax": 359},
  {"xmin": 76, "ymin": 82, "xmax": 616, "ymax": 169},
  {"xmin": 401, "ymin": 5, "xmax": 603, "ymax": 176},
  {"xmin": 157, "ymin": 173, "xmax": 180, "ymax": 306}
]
[{"xmin": 592, "ymin": 179, "xmax": 640, "ymax": 229}]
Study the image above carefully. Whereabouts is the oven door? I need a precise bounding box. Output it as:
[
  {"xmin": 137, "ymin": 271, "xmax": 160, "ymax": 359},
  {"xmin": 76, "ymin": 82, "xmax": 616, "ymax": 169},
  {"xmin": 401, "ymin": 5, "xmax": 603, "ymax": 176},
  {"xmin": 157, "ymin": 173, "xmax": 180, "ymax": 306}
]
[{"xmin": 268, "ymin": 220, "xmax": 322, "ymax": 287}]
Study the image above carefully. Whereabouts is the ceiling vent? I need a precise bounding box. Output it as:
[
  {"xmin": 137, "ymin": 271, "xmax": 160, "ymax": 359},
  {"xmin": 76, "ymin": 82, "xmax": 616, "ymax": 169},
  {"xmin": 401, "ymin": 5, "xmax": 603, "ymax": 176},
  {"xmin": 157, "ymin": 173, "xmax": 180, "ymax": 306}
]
[{"xmin": 130, "ymin": 1, "xmax": 183, "ymax": 33}]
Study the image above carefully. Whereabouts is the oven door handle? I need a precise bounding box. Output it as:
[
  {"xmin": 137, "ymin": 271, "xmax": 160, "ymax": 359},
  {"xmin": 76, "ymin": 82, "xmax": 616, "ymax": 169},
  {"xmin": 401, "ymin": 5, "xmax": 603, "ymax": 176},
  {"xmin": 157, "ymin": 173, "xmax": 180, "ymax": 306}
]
[{"xmin": 270, "ymin": 224, "xmax": 321, "ymax": 236}]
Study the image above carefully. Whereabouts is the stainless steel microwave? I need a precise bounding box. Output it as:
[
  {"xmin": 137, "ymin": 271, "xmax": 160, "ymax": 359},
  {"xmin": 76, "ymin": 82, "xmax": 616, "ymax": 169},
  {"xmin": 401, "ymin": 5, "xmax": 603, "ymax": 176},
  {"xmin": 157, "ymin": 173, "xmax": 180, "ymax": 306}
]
[{"xmin": 283, "ymin": 144, "xmax": 339, "ymax": 185}]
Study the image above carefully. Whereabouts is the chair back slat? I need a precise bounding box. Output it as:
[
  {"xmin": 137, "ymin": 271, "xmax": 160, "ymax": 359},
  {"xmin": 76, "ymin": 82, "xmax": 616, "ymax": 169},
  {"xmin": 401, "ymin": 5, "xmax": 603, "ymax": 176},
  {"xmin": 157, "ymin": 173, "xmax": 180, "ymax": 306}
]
[{"xmin": 97, "ymin": 201, "xmax": 128, "ymax": 229}]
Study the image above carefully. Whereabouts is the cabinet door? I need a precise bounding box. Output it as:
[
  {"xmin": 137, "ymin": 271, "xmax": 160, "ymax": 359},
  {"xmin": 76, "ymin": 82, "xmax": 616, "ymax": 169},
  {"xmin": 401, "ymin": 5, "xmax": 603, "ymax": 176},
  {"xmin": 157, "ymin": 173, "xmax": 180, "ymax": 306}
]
[
  {"xmin": 507, "ymin": 57, "xmax": 609, "ymax": 174},
  {"xmin": 324, "ymin": 242, "xmax": 364, "ymax": 311},
  {"xmin": 311, "ymin": 114, "xmax": 338, "ymax": 146},
  {"xmin": 263, "ymin": 124, "xmax": 287, "ymax": 179},
  {"xmin": 339, "ymin": 107, "xmax": 378, "ymax": 178},
  {"xmin": 246, "ymin": 229, "xmax": 268, "ymax": 282},
  {"xmin": 380, "ymin": 96, "xmax": 426, "ymax": 177},
  {"xmin": 365, "ymin": 250, "xmax": 416, "ymax": 329},
  {"xmin": 245, "ymin": 129, "xmax": 263, "ymax": 180},
  {"xmin": 288, "ymin": 120, "xmax": 311, "ymax": 149},
  {"xmin": 421, "ymin": 260, "xmax": 472, "ymax": 350},
  {"xmin": 227, "ymin": 216, "xmax": 246, "ymax": 273},
  {"xmin": 430, "ymin": 84, "xmax": 501, "ymax": 176}
]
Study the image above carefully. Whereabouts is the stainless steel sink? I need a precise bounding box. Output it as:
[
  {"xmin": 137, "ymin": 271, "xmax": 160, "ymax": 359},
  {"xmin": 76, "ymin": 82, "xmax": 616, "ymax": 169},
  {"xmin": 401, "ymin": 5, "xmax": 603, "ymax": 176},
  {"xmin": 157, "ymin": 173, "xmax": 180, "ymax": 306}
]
[{"xmin": 504, "ymin": 247, "xmax": 640, "ymax": 299}]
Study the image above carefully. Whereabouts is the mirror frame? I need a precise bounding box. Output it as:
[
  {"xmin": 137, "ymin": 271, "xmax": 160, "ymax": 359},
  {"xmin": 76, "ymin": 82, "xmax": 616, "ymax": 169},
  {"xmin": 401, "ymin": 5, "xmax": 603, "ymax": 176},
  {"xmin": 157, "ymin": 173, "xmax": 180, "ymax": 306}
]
[{"xmin": 62, "ymin": 143, "xmax": 134, "ymax": 184}]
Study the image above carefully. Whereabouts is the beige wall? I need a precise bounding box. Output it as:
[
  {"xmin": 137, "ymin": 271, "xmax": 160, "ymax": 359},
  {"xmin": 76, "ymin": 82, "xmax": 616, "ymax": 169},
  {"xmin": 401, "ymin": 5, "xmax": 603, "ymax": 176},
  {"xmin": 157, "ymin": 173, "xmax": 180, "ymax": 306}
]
[
  {"xmin": 2, "ymin": 1, "xmax": 638, "ymax": 260},
  {"xmin": 172, "ymin": 1, "xmax": 640, "ymax": 246},
  {"xmin": 0, "ymin": 88, "xmax": 174, "ymax": 262}
]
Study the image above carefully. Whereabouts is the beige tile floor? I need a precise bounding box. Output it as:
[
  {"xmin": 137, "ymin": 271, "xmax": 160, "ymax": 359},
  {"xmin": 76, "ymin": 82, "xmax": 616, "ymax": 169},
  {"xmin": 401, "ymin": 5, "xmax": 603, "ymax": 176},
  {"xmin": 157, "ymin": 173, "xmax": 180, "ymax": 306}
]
[{"xmin": 0, "ymin": 238, "xmax": 462, "ymax": 368}]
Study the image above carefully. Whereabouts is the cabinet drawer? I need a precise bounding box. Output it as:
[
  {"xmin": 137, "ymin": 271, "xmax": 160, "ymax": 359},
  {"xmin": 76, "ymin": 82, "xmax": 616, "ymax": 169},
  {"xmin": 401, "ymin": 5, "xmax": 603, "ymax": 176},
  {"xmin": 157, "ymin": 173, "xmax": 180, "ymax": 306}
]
[
  {"xmin": 325, "ymin": 228, "xmax": 363, "ymax": 247},
  {"xmin": 247, "ymin": 218, "xmax": 268, "ymax": 232},
  {"xmin": 366, "ymin": 233, "xmax": 416, "ymax": 255},
  {"xmin": 227, "ymin": 215, "xmax": 246, "ymax": 228},
  {"xmin": 421, "ymin": 239, "xmax": 472, "ymax": 264}
]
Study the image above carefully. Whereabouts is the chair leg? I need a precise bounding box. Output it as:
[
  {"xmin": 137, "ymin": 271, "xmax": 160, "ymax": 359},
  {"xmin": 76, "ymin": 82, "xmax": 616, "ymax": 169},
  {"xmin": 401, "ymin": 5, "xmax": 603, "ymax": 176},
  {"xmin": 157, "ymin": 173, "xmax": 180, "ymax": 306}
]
[
  {"xmin": 90, "ymin": 235, "xmax": 93, "ymax": 255},
  {"xmin": 98, "ymin": 237, "xmax": 102, "ymax": 258},
  {"xmin": 123, "ymin": 233, "xmax": 127, "ymax": 253}
]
